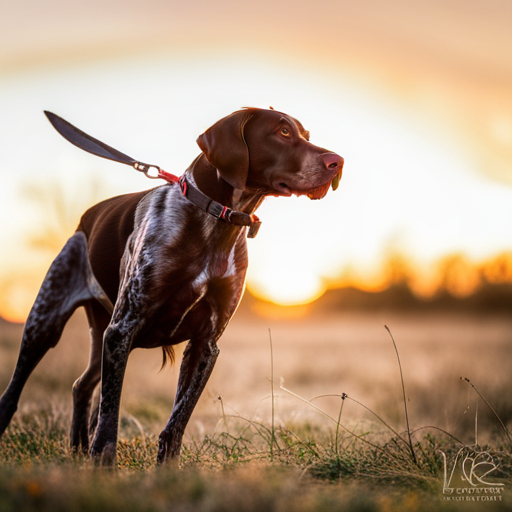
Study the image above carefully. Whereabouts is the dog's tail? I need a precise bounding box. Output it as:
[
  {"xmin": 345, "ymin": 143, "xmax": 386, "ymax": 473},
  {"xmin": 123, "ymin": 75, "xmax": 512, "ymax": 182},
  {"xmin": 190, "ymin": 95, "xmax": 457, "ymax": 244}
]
[{"xmin": 160, "ymin": 346, "xmax": 175, "ymax": 371}]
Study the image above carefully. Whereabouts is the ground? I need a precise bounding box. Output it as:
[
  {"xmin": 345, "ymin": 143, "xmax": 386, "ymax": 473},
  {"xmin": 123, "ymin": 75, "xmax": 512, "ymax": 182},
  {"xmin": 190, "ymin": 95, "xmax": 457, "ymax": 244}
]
[{"xmin": 0, "ymin": 309, "xmax": 511, "ymax": 510}]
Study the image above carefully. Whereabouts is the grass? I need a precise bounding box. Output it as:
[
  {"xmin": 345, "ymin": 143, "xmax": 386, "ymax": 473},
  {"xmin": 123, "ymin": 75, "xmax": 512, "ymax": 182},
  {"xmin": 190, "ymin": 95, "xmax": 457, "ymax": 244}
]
[
  {"xmin": 1, "ymin": 374, "xmax": 511, "ymax": 511},
  {"xmin": 1, "ymin": 311, "xmax": 512, "ymax": 510},
  {"xmin": 0, "ymin": 405, "xmax": 511, "ymax": 511}
]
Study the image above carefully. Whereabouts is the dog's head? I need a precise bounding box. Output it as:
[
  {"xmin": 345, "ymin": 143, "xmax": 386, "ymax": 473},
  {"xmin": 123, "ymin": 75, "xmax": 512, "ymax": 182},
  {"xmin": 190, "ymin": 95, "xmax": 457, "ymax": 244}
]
[{"xmin": 196, "ymin": 107, "xmax": 343, "ymax": 199}]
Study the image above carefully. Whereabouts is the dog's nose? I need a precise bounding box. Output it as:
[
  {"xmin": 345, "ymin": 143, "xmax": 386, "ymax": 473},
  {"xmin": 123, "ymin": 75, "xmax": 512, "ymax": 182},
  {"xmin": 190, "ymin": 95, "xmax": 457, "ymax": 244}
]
[{"xmin": 322, "ymin": 153, "xmax": 344, "ymax": 172}]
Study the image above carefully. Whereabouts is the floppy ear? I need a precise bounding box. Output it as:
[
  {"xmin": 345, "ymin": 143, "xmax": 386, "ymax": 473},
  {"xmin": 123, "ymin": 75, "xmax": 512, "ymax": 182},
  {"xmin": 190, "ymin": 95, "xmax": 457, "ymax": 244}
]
[{"xmin": 196, "ymin": 110, "xmax": 253, "ymax": 190}]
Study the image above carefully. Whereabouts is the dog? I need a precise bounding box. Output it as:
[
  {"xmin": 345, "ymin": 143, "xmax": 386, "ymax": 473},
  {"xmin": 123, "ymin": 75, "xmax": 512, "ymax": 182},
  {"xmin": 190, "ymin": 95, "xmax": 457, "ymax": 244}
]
[{"xmin": 0, "ymin": 107, "xmax": 343, "ymax": 464}]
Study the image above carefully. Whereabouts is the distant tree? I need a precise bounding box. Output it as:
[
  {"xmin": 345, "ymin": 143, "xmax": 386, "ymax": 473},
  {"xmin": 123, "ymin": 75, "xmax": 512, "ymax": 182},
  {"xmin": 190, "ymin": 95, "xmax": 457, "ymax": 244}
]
[
  {"xmin": 436, "ymin": 254, "xmax": 481, "ymax": 297},
  {"xmin": 481, "ymin": 252, "xmax": 512, "ymax": 284}
]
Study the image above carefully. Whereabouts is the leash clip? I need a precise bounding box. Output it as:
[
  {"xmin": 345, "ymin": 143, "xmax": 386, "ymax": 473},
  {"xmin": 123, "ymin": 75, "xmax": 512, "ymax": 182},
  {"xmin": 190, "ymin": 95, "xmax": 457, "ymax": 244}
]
[{"xmin": 134, "ymin": 162, "xmax": 162, "ymax": 179}]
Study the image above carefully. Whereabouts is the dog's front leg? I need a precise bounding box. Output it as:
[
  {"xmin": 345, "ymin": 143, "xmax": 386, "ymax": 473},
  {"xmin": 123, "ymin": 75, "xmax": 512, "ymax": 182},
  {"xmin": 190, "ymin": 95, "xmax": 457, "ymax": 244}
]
[
  {"xmin": 88, "ymin": 317, "xmax": 139, "ymax": 465},
  {"xmin": 157, "ymin": 337, "xmax": 220, "ymax": 464},
  {"xmin": 89, "ymin": 249, "xmax": 151, "ymax": 465}
]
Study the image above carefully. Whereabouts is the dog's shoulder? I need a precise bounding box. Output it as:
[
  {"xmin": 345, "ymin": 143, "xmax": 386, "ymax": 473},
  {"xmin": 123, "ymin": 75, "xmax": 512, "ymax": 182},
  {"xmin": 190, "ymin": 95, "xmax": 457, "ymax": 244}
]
[{"xmin": 77, "ymin": 188, "xmax": 155, "ymax": 239}]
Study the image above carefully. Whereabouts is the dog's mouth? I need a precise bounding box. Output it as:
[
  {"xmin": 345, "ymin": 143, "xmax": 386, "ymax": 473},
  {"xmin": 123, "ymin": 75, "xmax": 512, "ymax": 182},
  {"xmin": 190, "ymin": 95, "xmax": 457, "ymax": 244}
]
[
  {"xmin": 305, "ymin": 180, "xmax": 332, "ymax": 200},
  {"xmin": 274, "ymin": 169, "xmax": 343, "ymax": 200}
]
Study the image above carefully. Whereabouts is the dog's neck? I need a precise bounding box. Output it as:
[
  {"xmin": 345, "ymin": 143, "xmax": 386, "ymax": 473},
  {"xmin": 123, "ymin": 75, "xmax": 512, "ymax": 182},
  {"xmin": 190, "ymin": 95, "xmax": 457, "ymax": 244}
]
[{"xmin": 188, "ymin": 154, "xmax": 265, "ymax": 215}]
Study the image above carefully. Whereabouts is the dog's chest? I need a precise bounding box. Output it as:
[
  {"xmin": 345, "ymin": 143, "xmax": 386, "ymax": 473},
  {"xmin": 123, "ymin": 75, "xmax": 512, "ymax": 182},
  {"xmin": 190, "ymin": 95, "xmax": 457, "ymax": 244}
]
[
  {"xmin": 191, "ymin": 243, "xmax": 237, "ymax": 290},
  {"xmin": 140, "ymin": 241, "xmax": 245, "ymax": 347}
]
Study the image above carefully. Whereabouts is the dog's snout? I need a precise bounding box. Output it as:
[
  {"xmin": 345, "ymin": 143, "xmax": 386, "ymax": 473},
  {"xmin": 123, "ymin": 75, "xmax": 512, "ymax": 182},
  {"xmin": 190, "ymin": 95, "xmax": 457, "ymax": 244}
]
[{"xmin": 322, "ymin": 153, "xmax": 344, "ymax": 171}]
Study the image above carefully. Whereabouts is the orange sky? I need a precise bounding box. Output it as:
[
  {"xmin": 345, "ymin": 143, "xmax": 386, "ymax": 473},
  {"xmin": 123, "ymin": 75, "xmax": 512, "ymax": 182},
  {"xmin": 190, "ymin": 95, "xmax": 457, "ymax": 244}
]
[
  {"xmin": 2, "ymin": 0, "xmax": 511, "ymax": 186},
  {"xmin": 1, "ymin": 0, "xmax": 511, "ymax": 321}
]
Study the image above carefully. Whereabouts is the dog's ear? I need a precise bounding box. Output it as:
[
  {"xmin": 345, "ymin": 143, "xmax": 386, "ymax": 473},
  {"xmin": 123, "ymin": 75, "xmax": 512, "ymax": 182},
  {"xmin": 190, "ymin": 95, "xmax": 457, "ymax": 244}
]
[{"xmin": 196, "ymin": 110, "xmax": 253, "ymax": 190}]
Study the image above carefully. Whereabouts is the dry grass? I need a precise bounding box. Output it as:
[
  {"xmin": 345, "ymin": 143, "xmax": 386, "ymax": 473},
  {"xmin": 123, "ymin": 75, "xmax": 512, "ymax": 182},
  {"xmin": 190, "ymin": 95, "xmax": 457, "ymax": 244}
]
[{"xmin": 1, "ymin": 309, "xmax": 512, "ymax": 510}]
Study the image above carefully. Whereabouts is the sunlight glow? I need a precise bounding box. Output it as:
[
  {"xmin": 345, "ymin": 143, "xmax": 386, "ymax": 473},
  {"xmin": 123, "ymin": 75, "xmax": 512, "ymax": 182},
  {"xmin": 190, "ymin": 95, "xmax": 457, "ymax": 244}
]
[{"xmin": 247, "ymin": 247, "xmax": 327, "ymax": 306}]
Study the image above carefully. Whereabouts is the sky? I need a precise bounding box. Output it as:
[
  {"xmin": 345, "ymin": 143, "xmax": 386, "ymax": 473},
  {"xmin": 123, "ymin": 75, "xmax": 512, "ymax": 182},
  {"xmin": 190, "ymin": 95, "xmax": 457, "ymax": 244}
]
[{"xmin": 1, "ymin": 0, "xmax": 511, "ymax": 321}]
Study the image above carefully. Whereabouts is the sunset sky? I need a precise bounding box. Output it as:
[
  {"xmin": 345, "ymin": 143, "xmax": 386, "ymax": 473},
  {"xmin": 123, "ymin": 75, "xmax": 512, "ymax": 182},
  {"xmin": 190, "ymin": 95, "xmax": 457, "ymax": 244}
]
[{"xmin": 1, "ymin": 0, "xmax": 511, "ymax": 321}]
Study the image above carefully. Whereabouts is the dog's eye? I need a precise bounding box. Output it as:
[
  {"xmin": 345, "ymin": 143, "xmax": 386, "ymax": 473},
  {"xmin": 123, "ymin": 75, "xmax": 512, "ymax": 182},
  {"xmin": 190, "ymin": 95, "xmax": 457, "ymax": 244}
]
[{"xmin": 280, "ymin": 127, "xmax": 291, "ymax": 137}]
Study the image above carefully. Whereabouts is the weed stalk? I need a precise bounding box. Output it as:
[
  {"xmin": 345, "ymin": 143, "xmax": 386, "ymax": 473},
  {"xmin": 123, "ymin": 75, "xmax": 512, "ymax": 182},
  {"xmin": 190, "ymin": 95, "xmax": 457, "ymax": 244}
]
[
  {"xmin": 475, "ymin": 400, "xmax": 478, "ymax": 445},
  {"xmin": 461, "ymin": 376, "xmax": 512, "ymax": 446},
  {"xmin": 217, "ymin": 395, "xmax": 229, "ymax": 434},
  {"xmin": 385, "ymin": 325, "xmax": 418, "ymax": 465},
  {"xmin": 280, "ymin": 381, "xmax": 392, "ymax": 456},
  {"xmin": 269, "ymin": 329, "xmax": 276, "ymax": 462},
  {"xmin": 335, "ymin": 394, "xmax": 346, "ymax": 456}
]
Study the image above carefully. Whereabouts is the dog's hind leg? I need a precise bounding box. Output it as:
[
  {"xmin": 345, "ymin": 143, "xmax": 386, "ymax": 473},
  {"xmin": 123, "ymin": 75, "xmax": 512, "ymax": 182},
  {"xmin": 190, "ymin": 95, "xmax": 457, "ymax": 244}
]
[
  {"xmin": 70, "ymin": 300, "xmax": 111, "ymax": 453},
  {"xmin": 0, "ymin": 231, "xmax": 112, "ymax": 440}
]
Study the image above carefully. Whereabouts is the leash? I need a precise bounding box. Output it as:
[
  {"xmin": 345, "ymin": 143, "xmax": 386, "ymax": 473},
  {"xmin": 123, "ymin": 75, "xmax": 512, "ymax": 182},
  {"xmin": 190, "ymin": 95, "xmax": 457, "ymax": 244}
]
[{"xmin": 44, "ymin": 111, "xmax": 261, "ymax": 238}]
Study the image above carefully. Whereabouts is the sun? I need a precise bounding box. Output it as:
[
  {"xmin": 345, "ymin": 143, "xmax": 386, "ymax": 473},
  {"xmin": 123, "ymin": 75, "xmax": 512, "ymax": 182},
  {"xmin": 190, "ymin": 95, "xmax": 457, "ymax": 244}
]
[
  {"xmin": 245, "ymin": 194, "xmax": 335, "ymax": 306},
  {"xmin": 247, "ymin": 263, "xmax": 327, "ymax": 306}
]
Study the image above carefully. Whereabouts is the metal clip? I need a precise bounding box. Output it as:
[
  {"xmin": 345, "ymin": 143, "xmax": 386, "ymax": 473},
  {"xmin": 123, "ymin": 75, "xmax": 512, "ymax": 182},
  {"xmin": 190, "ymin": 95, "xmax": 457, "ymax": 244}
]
[
  {"xmin": 134, "ymin": 162, "xmax": 161, "ymax": 179},
  {"xmin": 247, "ymin": 221, "xmax": 262, "ymax": 238}
]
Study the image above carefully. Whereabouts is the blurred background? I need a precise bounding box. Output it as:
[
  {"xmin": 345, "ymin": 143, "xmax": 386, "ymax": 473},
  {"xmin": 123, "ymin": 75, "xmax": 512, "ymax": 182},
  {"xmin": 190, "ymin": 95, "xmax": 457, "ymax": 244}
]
[{"xmin": 1, "ymin": 0, "xmax": 511, "ymax": 441}]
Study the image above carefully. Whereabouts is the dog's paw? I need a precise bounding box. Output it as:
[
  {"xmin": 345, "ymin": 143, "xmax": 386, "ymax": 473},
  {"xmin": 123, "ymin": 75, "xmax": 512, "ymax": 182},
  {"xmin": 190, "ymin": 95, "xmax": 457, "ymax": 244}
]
[
  {"xmin": 157, "ymin": 436, "xmax": 170, "ymax": 465},
  {"xmin": 90, "ymin": 441, "xmax": 117, "ymax": 467},
  {"xmin": 157, "ymin": 432, "xmax": 181, "ymax": 465}
]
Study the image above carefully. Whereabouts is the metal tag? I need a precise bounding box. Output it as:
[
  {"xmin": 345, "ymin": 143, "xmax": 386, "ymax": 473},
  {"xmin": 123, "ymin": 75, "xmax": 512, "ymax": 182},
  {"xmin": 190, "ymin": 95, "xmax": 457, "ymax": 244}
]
[{"xmin": 247, "ymin": 221, "xmax": 262, "ymax": 238}]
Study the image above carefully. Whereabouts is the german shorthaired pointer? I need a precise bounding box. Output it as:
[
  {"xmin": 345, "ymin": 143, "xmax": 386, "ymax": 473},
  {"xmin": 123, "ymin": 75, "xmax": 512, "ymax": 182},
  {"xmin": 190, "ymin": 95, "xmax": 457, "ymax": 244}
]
[{"xmin": 0, "ymin": 107, "xmax": 343, "ymax": 464}]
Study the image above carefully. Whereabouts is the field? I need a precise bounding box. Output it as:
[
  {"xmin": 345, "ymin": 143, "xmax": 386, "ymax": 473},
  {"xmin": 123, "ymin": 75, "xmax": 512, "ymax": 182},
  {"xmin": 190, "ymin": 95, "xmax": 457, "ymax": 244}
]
[{"xmin": 1, "ymin": 306, "xmax": 511, "ymax": 510}]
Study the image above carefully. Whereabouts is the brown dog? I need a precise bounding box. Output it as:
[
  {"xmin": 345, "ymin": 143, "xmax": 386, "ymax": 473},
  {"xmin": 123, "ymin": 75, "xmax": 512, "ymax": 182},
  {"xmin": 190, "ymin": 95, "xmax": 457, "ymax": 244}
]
[{"xmin": 0, "ymin": 107, "xmax": 343, "ymax": 464}]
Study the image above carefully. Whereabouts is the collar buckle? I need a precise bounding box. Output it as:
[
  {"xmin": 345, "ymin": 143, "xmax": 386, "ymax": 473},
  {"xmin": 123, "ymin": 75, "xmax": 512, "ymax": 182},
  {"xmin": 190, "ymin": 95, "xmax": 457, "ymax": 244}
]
[{"xmin": 206, "ymin": 201, "xmax": 232, "ymax": 222}]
